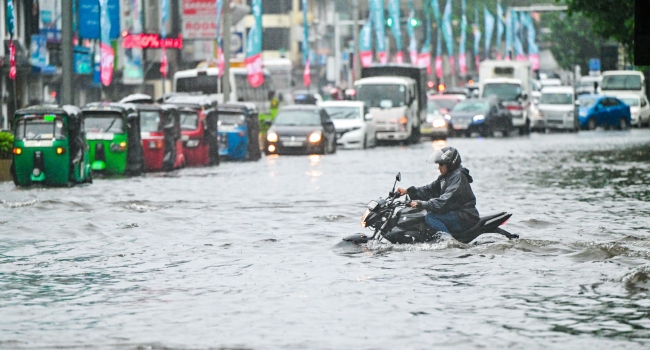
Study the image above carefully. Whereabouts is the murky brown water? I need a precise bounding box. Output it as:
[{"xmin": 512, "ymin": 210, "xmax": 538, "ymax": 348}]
[{"xmin": 1, "ymin": 130, "xmax": 649, "ymax": 349}]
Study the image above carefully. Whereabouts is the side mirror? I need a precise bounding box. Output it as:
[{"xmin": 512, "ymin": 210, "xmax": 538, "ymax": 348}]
[
  {"xmin": 521, "ymin": 93, "xmax": 528, "ymax": 100},
  {"xmin": 364, "ymin": 113, "xmax": 373, "ymax": 121},
  {"xmin": 264, "ymin": 120, "xmax": 273, "ymax": 127},
  {"xmin": 396, "ymin": 172, "xmax": 401, "ymax": 182}
]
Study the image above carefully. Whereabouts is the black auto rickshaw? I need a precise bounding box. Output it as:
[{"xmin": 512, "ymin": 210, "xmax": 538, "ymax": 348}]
[
  {"xmin": 82, "ymin": 102, "xmax": 145, "ymax": 175},
  {"xmin": 217, "ymin": 102, "xmax": 261, "ymax": 161},
  {"xmin": 11, "ymin": 105, "xmax": 92, "ymax": 186}
]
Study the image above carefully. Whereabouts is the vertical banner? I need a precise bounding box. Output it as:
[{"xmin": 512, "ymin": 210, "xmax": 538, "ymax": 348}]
[
  {"xmin": 442, "ymin": 0, "xmax": 454, "ymax": 76},
  {"xmin": 370, "ymin": 0, "xmax": 387, "ymax": 64},
  {"xmin": 458, "ymin": 0, "xmax": 467, "ymax": 76},
  {"xmin": 7, "ymin": 0, "xmax": 16, "ymax": 80},
  {"xmin": 431, "ymin": 0, "xmax": 442, "ymax": 79},
  {"xmin": 99, "ymin": 0, "xmax": 115, "ymax": 86},
  {"xmin": 245, "ymin": 0, "xmax": 263, "ymax": 87},
  {"xmin": 504, "ymin": 9, "xmax": 512, "ymax": 60},
  {"xmin": 513, "ymin": 12, "xmax": 525, "ymax": 61},
  {"xmin": 484, "ymin": 6, "xmax": 495, "ymax": 60},
  {"xmin": 388, "ymin": 0, "xmax": 402, "ymax": 63},
  {"xmin": 39, "ymin": 0, "xmax": 62, "ymax": 42},
  {"xmin": 407, "ymin": 0, "xmax": 417, "ymax": 64},
  {"xmin": 359, "ymin": 20, "xmax": 374, "ymax": 67},
  {"xmin": 160, "ymin": 0, "xmax": 170, "ymax": 77},
  {"xmin": 473, "ymin": 1, "xmax": 481, "ymax": 70},
  {"xmin": 301, "ymin": 0, "xmax": 310, "ymax": 86},
  {"xmin": 523, "ymin": 13, "xmax": 539, "ymax": 70},
  {"xmin": 216, "ymin": 0, "xmax": 224, "ymax": 76},
  {"xmin": 419, "ymin": 0, "xmax": 432, "ymax": 75},
  {"xmin": 496, "ymin": 2, "xmax": 504, "ymax": 59},
  {"xmin": 122, "ymin": 0, "xmax": 144, "ymax": 84}
]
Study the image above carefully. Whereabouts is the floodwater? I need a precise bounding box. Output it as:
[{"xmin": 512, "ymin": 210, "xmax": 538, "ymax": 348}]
[{"xmin": 1, "ymin": 130, "xmax": 650, "ymax": 349}]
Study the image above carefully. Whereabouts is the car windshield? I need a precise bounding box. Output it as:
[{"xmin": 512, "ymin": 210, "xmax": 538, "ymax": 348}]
[
  {"xmin": 430, "ymin": 98, "xmax": 458, "ymax": 110},
  {"xmin": 620, "ymin": 98, "xmax": 640, "ymax": 106},
  {"xmin": 175, "ymin": 75, "xmax": 221, "ymax": 94},
  {"xmin": 219, "ymin": 113, "xmax": 246, "ymax": 126},
  {"xmin": 451, "ymin": 101, "xmax": 489, "ymax": 112},
  {"xmin": 140, "ymin": 111, "xmax": 162, "ymax": 132},
  {"xmin": 355, "ymin": 84, "xmax": 407, "ymax": 108},
  {"xmin": 84, "ymin": 112, "xmax": 124, "ymax": 133},
  {"xmin": 179, "ymin": 111, "xmax": 199, "ymax": 130},
  {"xmin": 578, "ymin": 97, "xmax": 598, "ymax": 107},
  {"xmin": 273, "ymin": 110, "xmax": 321, "ymax": 126},
  {"xmin": 601, "ymin": 74, "xmax": 642, "ymax": 90},
  {"xmin": 482, "ymin": 83, "xmax": 522, "ymax": 101},
  {"xmin": 427, "ymin": 101, "xmax": 441, "ymax": 114},
  {"xmin": 15, "ymin": 114, "xmax": 66, "ymax": 140},
  {"xmin": 323, "ymin": 106, "xmax": 360, "ymax": 120},
  {"xmin": 579, "ymin": 79, "xmax": 598, "ymax": 87},
  {"xmin": 540, "ymin": 93, "xmax": 573, "ymax": 105}
]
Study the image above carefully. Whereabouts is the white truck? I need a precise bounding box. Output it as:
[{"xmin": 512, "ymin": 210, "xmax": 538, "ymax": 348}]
[{"xmin": 479, "ymin": 60, "xmax": 533, "ymax": 134}]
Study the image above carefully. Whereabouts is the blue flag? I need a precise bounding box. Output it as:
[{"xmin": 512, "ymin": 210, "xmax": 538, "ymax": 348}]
[
  {"xmin": 370, "ymin": 0, "xmax": 387, "ymax": 63},
  {"xmin": 6, "ymin": 0, "xmax": 15, "ymax": 36},
  {"xmin": 407, "ymin": 0, "xmax": 417, "ymax": 64},
  {"xmin": 484, "ymin": 6, "xmax": 495, "ymax": 60},
  {"xmin": 496, "ymin": 1, "xmax": 504, "ymax": 58},
  {"xmin": 442, "ymin": 0, "xmax": 454, "ymax": 57},
  {"xmin": 388, "ymin": 0, "xmax": 402, "ymax": 62}
]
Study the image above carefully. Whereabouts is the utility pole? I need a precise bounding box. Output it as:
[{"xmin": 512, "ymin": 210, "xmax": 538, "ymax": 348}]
[
  {"xmin": 223, "ymin": 1, "xmax": 231, "ymax": 103},
  {"xmin": 61, "ymin": 0, "xmax": 73, "ymax": 105},
  {"xmin": 353, "ymin": 0, "xmax": 360, "ymax": 81}
]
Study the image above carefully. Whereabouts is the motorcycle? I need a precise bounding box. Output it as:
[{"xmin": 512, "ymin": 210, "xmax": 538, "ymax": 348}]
[{"xmin": 343, "ymin": 172, "xmax": 519, "ymax": 245}]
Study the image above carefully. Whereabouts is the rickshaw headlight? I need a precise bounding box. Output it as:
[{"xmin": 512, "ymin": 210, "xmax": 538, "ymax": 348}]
[
  {"xmin": 13, "ymin": 148, "xmax": 22, "ymax": 155},
  {"xmin": 148, "ymin": 141, "xmax": 163, "ymax": 149},
  {"xmin": 309, "ymin": 132, "xmax": 322, "ymax": 143},
  {"xmin": 55, "ymin": 147, "xmax": 66, "ymax": 155},
  {"xmin": 186, "ymin": 139, "xmax": 200, "ymax": 148},
  {"xmin": 267, "ymin": 132, "xmax": 278, "ymax": 142},
  {"xmin": 110, "ymin": 142, "xmax": 127, "ymax": 152}
]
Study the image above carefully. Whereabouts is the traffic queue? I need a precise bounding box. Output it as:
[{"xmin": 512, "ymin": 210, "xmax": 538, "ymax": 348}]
[{"xmin": 8, "ymin": 93, "xmax": 262, "ymax": 187}]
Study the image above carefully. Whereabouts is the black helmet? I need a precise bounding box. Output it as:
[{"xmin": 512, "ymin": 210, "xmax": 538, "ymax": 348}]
[{"xmin": 427, "ymin": 147, "xmax": 461, "ymax": 169}]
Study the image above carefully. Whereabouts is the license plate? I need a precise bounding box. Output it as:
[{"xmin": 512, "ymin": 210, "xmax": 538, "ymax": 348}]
[
  {"xmin": 283, "ymin": 141, "xmax": 303, "ymax": 147},
  {"xmin": 453, "ymin": 125, "xmax": 468, "ymax": 130},
  {"xmin": 420, "ymin": 127, "xmax": 433, "ymax": 133}
]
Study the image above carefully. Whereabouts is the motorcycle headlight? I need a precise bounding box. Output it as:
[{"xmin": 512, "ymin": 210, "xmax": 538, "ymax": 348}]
[
  {"xmin": 473, "ymin": 114, "xmax": 485, "ymax": 122},
  {"xmin": 432, "ymin": 119, "xmax": 447, "ymax": 128},
  {"xmin": 309, "ymin": 132, "xmax": 322, "ymax": 143},
  {"xmin": 267, "ymin": 132, "xmax": 278, "ymax": 142},
  {"xmin": 361, "ymin": 209, "xmax": 371, "ymax": 228}
]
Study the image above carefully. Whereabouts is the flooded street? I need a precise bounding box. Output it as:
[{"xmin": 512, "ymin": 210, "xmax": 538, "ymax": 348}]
[{"xmin": 2, "ymin": 130, "xmax": 650, "ymax": 349}]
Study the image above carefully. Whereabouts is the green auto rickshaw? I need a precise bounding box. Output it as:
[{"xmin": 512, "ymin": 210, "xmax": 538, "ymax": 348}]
[
  {"xmin": 11, "ymin": 105, "xmax": 92, "ymax": 186},
  {"xmin": 82, "ymin": 103, "xmax": 145, "ymax": 175}
]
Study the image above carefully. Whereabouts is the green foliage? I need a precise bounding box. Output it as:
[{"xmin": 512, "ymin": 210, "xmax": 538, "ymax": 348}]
[
  {"xmin": 0, "ymin": 131, "xmax": 14, "ymax": 159},
  {"xmin": 543, "ymin": 12, "xmax": 603, "ymax": 72}
]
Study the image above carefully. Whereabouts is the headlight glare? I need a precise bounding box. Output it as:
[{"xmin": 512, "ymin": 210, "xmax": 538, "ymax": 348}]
[
  {"xmin": 267, "ymin": 132, "xmax": 278, "ymax": 142},
  {"xmin": 432, "ymin": 119, "xmax": 447, "ymax": 128},
  {"xmin": 309, "ymin": 132, "xmax": 322, "ymax": 143},
  {"xmin": 473, "ymin": 114, "xmax": 485, "ymax": 122}
]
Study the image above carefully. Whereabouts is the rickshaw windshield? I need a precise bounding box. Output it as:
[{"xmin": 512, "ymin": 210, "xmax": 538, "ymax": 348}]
[
  {"xmin": 15, "ymin": 114, "xmax": 66, "ymax": 140},
  {"xmin": 84, "ymin": 112, "xmax": 125, "ymax": 133},
  {"xmin": 180, "ymin": 111, "xmax": 199, "ymax": 130},
  {"xmin": 140, "ymin": 111, "xmax": 162, "ymax": 132},
  {"xmin": 219, "ymin": 113, "xmax": 246, "ymax": 126}
]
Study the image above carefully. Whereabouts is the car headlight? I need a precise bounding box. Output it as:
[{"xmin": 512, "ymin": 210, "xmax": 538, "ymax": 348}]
[
  {"xmin": 579, "ymin": 111, "xmax": 587, "ymax": 117},
  {"xmin": 473, "ymin": 114, "xmax": 485, "ymax": 122},
  {"xmin": 432, "ymin": 119, "xmax": 447, "ymax": 128},
  {"xmin": 309, "ymin": 132, "xmax": 322, "ymax": 143},
  {"xmin": 267, "ymin": 132, "xmax": 278, "ymax": 142},
  {"xmin": 443, "ymin": 114, "xmax": 451, "ymax": 121}
]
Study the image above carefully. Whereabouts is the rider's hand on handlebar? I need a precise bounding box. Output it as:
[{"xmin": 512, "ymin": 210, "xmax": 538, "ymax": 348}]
[
  {"xmin": 409, "ymin": 200, "xmax": 421, "ymax": 208},
  {"xmin": 396, "ymin": 188, "xmax": 408, "ymax": 196}
]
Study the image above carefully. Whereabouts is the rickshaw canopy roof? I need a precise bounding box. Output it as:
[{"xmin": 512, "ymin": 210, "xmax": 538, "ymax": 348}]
[
  {"xmin": 165, "ymin": 94, "xmax": 219, "ymax": 111},
  {"xmin": 15, "ymin": 105, "xmax": 82, "ymax": 121},
  {"xmin": 82, "ymin": 102, "xmax": 138, "ymax": 118},
  {"xmin": 218, "ymin": 102, "xmax": 258, "ymax": 116}
]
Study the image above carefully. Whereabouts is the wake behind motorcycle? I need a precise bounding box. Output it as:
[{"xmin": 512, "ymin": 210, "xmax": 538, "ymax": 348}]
[{"xmin": 343, "ymin": 172, "xmax": 519, "ymax": 245}]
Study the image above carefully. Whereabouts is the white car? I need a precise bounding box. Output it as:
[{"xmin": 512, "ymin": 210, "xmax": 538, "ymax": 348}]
[
  {"xmin": 617, "ymin": 94, "xmax": 650, "ymax": 127},
  {"xmin": 538, "ymin": 86, "xmax": 578, "ymax": 132},
  {"xmin": 321, "ymin": 101, "xmax": 376, "ymax": 149}
]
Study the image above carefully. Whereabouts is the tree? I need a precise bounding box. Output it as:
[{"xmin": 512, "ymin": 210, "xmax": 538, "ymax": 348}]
[{"xmin": 543, "ymin": 12, "xmax": 604, "ymax": 74}]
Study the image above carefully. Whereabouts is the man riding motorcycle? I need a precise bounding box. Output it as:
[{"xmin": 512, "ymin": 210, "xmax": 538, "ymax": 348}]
[{"xmin": 396, "ymin": 147, "xmax": 480, "ymax": 234}]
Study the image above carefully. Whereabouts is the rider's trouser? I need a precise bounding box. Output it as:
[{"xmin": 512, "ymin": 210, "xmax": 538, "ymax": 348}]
[{"xmin": 424, "ymin": 211, "xmax": 465, "ymax": 233}]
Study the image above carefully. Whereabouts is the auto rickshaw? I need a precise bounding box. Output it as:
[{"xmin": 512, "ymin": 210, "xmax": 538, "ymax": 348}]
[
  {"xmin": 82, "ymin": 103, "xmax": 145, "ymax": 175},
  {"xmin": 218, "ymin": 102, "xmax": 262, "ymax": 161},
  {"xmin": 138, "ymin": 104, "xmax": 185, "ymax": 171},
  {"xmin": 11, "ymin": 105, "xmax": 91, "ymax": 186},
  {"xmin": 165, "ymin": 94, "xmax": 220, "ymax": 167}
]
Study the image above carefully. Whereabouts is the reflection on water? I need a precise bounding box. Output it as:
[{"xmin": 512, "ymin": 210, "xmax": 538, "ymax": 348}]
[{"xmin": 1, "ymin": 130, "xmax": 650, "ymax": 348}]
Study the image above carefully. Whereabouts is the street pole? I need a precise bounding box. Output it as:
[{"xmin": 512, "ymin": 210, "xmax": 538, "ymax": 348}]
[
  {"xmin": 223, "ymin": 1, "xmax": 231, "ymax": 103},
  {"xmin": 61, "ymin": 0, "xmax": 73, "ymax": 105},
  {"xmin": 353, "ymin": 0, "xmax": 360, "ymax": 81},
  {"xmin": 334, "ymin": 15, "xmax": 340, "ymax": 87}
]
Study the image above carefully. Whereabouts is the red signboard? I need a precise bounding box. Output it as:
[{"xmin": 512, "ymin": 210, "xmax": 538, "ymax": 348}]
[
  {"xmin": 182, "ymin": 0, "xmax": 217, "ymax": 39},
  {"xmin": 123, "ymin": 33, "xmax": 183, "ymax": 49}
]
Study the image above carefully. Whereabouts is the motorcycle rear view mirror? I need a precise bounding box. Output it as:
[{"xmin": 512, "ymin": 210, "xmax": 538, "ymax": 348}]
[{"xmin": 396, "ymin": 172, "xmax": 401, "ymax": 182}]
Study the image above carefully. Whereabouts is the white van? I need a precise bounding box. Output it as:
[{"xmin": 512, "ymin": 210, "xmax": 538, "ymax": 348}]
[
  {"xmin": 538, "ymin": 86, "xmax": 578, "ymax": 132},
  {"xmin": 600, "ymin": 70, "xmax": 645, "ymax": 97}
]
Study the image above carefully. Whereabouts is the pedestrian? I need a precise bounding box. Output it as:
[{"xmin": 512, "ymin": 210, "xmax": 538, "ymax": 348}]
[{"xmin": 396, "ymin": 147, "xmax": 479, "ymax": 234}]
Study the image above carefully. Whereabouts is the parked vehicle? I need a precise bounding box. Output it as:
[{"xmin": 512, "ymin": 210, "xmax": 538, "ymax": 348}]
[
  {"xmin": 617, "ymin": 94, "xmax": 650, "ymax": 128},
  {"xmin": 82, "ymin": 102, "xmax": 145, "ymax": 175},
  {"xmin": 599, "ymin": 70, "xmax": 645, "ymax": 98},
  {"xmin": 11, "ymin": 105, "xmax": 91, "ymax": 186},
  {"xmin": 356, "ymin": 64, "xmax": 428, "ymax": 144},
  {"xmin": 539, "ymin": 78, "xmax": 562, "ymax": 89},
  {"xmin": 538, "ymin": 86, "xmax": 579, "ymax": 132},
  {"xmin": 575, "ymin": 75, "xmax": 602, "ymax": 96},
  {"xmin": 577, "ymin": 95, "xmax": 631, "ymax": 130},
  {"xmin": 138, "ymin": 104, "xmax": 185, "ymax": 171},
  {"xmin": 321, "ymin": 100, "xmax": 376, "ymax": 149},
  {"xmin": 529, "ymin": 99, "xmax": 544, "ymax": 132},
  {"xmin": 164, "ymin": 94, "xmax": 221, "ymax": 166},
  {"xmin": 218, "ymin": 102, "xmax": 262, "ymax": 161},
  {"xmin": 420, "ymin": 100, "xmax": 449, "ymax": 140},
  {"xmin": 293, "ymin": 90, "xmax": 323, "ymax": 105},
  {"xmin": 265, "ymin": 105, "xmax": 337, "ymax": 155},
  {"xmin": 448, "ymin": 98, "xmax": 513, "ymax": 137},
  {"xmin": 428, "ymin": 94, "xmax": 464, "ymax": 114}
]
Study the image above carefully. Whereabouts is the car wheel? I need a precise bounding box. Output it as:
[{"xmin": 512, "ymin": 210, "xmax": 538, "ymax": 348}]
[
  {"xmin": 331, "ymin": 137, "xmax": 337, "ymax": 153},
  {"xmin": 587, "ymin": 118, "xmax": 597, "ymax": 130},
  {"xmin": 619, "ymin": 117, "xmax": 629, "ymax": 130},
  {"xmin": 362, "ymin": 135, "xmax": 367, "ymax": 149}
]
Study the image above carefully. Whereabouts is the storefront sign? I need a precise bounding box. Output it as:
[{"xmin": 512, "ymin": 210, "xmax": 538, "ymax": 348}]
[
  {"xmin": 182, "ymin": 0, "xmax": 217, "ymax": 39},
  {"xmin": 79, "ymin": 0, "xmax": 120, "ymax": 39},
  {"xmin": 122, "ymin": 33, "xmax": 183, "ymax": 49}
]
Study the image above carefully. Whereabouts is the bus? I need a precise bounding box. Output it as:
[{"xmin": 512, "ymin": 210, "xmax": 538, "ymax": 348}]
[{"xmin": 262, "ymin": 58, "xmax": 293, "ymax": 103}]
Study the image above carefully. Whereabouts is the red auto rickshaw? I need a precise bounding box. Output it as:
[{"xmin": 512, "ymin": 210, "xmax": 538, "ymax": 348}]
[
  {"xmin": 165, "ymin": 94, "xmax": 220, "ymax": 167},
  {"xmin": 138, "ymin": 104, "xmax": 185, "ymax": 171}
]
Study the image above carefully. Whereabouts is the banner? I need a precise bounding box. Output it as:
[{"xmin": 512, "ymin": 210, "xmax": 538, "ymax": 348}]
[
  {"xmin": 122, "ymin": 0, "xmax": 143, "ymax": 84},
  {"xmin": 513, "ymin": 11, "xmax": 525, "ymax": 61},
  {"xmin": 302, "ymin": 0, "xmax": 310, "ymax": 86},
  {"xmin": 419, "ymin": 0, "xmax": 432, "ymax": 74},
  {"xmin": 431, "ymin": 0, "xmax": 442, "ymax": 78},
  {"xmin": 245, "ymin": 0, "xmax": 263, "ymax": 87},
  {"xmin": 79, "ymin": 0, "xmax": 120, "ymax": 39},
  {"xmin": 504, "ymin": 9, "xmax": 512, "ymax": 60},
  {"xmin": 182, "ymin": 0, "xmax": 217, "ymax": 39},
  {"xmin": 388, "ymin": 0, "xmax": 403, "ymax": 63},
  {"xmin": 370, "ymin": 0, "xmax": 387, "ymax": 64},
  {"xmin": 523, "ymin": 13, "xmax": 539, "ymax": 70},
  {"xmin": 473, "ymin": 1, "xmax": 481, "ymax": 70},
  {"xmin": 99, "ymin": 0, "xmax": 114, "ymax": 86},
  {"xmin": 39, "ymin": 0, "xmax": 62, "ymax": 42},
  {"xmin": 303, "ymin": 59, "xmax": 311, "ymax": 87},
  {"xmin": 359, "ymin": 20, "xmax": 373, "ymax": 67},
  {"xmin": 442, "ymin": 0, "xmax": 454, "ymax": 75},
  {"xmin": 496, "ymin": 1, "xmax": 504, "ymax": 59},
  {"xmin": 9, "ymin": 41, "xmax": 16, "ymax": 80},
  {"xmin": 459, "ymin": 0, "xmax": 467, "ymax": 76},
  {"xmin": 484, "ymin": 6, "xmax": 495, "ymax": 61},
  {"xmin": 6, "ymin": 0, "xmax": 15, "ymax": 36},
  {"xmin": 407, "ymin": 0, "xmax": 417, "ymax": 64},
  {"xmin": 160, "ymin": 0, "xmax": 170, "ymax": 77},
  {"xmin": 216, "ymin": 0, "xmax": 223, "ymax": 77}
]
